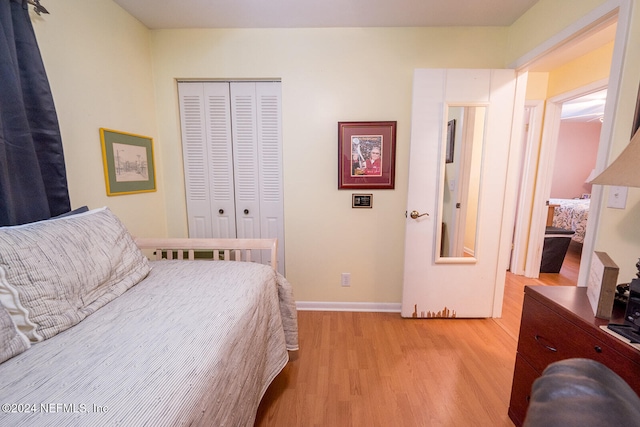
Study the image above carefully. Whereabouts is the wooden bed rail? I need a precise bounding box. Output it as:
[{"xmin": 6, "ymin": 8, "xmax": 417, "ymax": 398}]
[{"xmin": 134, "ymin": 237, "xmax": 278, "ymax": 272}]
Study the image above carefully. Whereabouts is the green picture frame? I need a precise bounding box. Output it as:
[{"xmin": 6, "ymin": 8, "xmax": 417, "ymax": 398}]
[{"xmin": 100, "ymin": 128, "xmax": 156, "ymax": 196}]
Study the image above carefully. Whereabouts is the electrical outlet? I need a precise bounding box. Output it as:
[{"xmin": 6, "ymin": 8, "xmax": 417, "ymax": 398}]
[{"xmin": 341, "ymin": 273, "xmax": 351, "ymax": 287}]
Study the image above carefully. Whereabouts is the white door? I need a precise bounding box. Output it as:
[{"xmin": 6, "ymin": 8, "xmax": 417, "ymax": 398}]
[
  {"xmin": 230, "ymin": 82, "xmax": 263, "ymax": 241},
  {"xmin": 179, "ymin": 82, "xmax": 236, "ymax": 238},
  {"xmin": 254, "ymin": 82, "xmax": 286, "ymax": 266},
  {"xmin": 401, "ymin": 69, "xmax": 520, "ymax": 318},
  {"xmin": 178, "ymin": 81, "xmax": 286, "ymax": 274},
  {"xmin": 230, "ymin": 82, "xmax": 286, "ymax": 269}
]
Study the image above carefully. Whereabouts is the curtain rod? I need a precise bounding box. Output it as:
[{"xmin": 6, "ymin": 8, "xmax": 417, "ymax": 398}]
[{"xmin": 27, "ymin": 0, "xmax": 49, "ymax": 15}]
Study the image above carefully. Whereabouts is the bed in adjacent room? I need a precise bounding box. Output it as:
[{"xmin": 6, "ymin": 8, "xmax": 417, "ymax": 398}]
[{"xmin": 549, "ymin": 198, "xmax": 590, "ymax": 244}]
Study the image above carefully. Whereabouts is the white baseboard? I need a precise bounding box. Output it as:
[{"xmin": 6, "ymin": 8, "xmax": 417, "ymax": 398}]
[{"xmin": 296, "ymin": 301, "xmax": 402, "ymax": 312}]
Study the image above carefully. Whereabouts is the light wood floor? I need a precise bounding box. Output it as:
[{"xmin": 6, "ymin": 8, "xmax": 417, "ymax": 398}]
[{"xmin": 255, "ymin": 244, "xmax": 581, "ymax": 426}]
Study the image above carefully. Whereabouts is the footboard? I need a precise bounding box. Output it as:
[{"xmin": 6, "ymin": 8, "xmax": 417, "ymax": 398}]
[{"xmin": 134, "ymin": 237, "xmax": 278, "ymax": 271}]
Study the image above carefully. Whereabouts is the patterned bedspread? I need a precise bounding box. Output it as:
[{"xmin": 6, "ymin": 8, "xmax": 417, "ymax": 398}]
[
  {"xmin": 550, "ymin": 198, "xmax": 590, "ymax": 244},
  {"xmin": 0, "ymin": 261, "xmax": 298, "ymax": 426}
]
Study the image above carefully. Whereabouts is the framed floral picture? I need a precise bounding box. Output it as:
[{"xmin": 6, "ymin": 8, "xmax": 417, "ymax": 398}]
[{"xmin": 338, "ymin": 121, "xmax": 397, "ymax": 189}]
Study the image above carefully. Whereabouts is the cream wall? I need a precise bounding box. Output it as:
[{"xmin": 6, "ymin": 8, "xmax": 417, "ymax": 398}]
[
  {"xmin": 523, "ymin": 23, "xmax": 614, "ymax": 102},
  {"xmin": 30, "ymin": 0, "xmax": 640, "ymax": 300},
  {"xmin": 525, "ymin": 73, "xmax": 550, "ymax": 100},
  {"xmin": 31, "ymin": 0, "xmax": 166, "ymax": 238},
  {"xmin": 505, "ymin": 0, "xmax": 610, "ymax": 65},
  {"xmin": 150, "ymin": 27, "xmax": 508, "ymax": 303},
  {"xmin": 547, "ymin": 42, "xmax": 614, "ymax": 98},
  {"xmin": 594, "ymin": 2, "xmax": 640, "ymax": 283}
]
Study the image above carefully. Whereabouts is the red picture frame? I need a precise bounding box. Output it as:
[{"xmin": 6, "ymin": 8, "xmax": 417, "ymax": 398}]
[{"xmin": 338, "ymin": 121, "xmax": 397, "ymax": 189}]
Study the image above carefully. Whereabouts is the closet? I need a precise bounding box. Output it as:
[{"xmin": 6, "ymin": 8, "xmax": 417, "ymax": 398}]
[{"xmin": 177, "ymin": 81, "xmax": 285, "ymax": 274}]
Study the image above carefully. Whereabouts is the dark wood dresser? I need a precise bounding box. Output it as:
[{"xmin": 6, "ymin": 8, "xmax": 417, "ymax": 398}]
[{"xmin": 508, "ymin": 285, "xmax": 640, "ymax": 426}]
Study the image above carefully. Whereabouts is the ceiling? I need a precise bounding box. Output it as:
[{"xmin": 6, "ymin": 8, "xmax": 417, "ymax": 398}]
[
  {"xmin": 561, "ymin": 89, "xmax": 608, "ymax": 123},
  {"xmin": 109, "ymin": 0, "xmax": 615, "ymax": 122},
  {"xmin": 110, "ymin": 0, "xmax": 615, "ymax": 74},
  {"xmin": 112, "ymin": 0, "xmax": 541, "ymax": 29}
]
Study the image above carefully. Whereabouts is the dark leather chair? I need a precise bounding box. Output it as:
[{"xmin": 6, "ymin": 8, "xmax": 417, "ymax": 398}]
[{"xmin": 524, "ymin": 358, "xmax": 640, "ymax": 427}]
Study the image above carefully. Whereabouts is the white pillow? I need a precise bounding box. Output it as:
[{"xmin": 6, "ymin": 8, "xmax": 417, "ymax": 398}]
[
  {"xmin": 0, "ymin": 207, "xmax": 150, "ymax": 341},
  {"xmin": 0, "ymin": 300, "xmax": 30, "ymax": 363}
]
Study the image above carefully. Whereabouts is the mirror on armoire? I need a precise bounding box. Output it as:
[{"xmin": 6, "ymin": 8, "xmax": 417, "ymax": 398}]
[{"xmin": 436, "ymin": 105, "xmax": 486, "ymax": 262}]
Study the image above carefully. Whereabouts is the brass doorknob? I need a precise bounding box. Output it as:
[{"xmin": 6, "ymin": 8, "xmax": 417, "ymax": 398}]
[{"xmin": 410, "ymin": 210, "xmax": 429, "ymax": 219}]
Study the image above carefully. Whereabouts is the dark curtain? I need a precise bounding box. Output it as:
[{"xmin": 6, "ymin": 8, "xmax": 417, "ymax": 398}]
[{"xmin": 0, "ymin": 0, "xmax": 70, "ymax": 226}]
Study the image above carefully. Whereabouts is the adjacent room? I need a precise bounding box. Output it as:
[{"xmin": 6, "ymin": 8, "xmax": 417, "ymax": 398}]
[
  {"xmin": 545, "ymin": 91, "xmax": 606, "ymax": 275},
  {"xmin": 1, "ymin": 0, "xmax": 640, "ymax": 426}
]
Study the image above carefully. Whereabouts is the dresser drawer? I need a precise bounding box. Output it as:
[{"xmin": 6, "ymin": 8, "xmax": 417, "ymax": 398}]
[
  {"xmin": 510, "ymin": 287, "xmax": 640, "ymax": 427},
  {"xmin": 508, "ymin": 353, "xmax": 539, "ymax": 426},
  {"xmin": 518, "ymin": 295, "xmax": 631, "ymax": 374}
]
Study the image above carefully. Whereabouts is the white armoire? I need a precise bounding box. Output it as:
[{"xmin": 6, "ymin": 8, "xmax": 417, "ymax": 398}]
[{"xmin": 178, "ymin": 81, "xmax": 285, "ymax": 274}]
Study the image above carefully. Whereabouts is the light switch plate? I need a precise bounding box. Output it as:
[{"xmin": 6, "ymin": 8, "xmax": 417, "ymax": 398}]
[{"xmin": 607, "ymin": 186, "xmax": 628, "ymax": 209}]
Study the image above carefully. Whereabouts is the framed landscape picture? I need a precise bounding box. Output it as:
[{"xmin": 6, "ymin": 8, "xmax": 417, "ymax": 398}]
[
  {"xmin": 100, "ymin": 128, "xmax": 156, "ymax": 196},
  {"xmin": 338, "ymin": 121, "xmax": 397, "ymax": 189}
]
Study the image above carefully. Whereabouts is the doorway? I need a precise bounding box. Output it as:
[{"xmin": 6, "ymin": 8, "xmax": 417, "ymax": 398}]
[
  {"xmin": 547, "ymin": 88, "xmax": 607, "ymax": 278},
  {"xmin": 528, "ymin": 83, "xmax": 609, "ymax": 280},
  {"xmin": 509, "ymin": 1, "xmax": 629, "ymax": 288}
]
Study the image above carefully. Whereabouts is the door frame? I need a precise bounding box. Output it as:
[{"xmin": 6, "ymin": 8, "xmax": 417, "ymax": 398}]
[
  {"xmin": 524, "ymin": 80, "xmax": 608, "ymax": 279},
  {"xmin": 508, "ymin": 0, "xmax": 632, "ymax": 287},
  {"xmin": 510, "ymin": 100, "xmax": 545, "ymax": 276}
]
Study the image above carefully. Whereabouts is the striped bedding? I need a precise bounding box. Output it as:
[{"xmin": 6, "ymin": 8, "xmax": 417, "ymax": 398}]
[{"xmin": 0, "ymin": 260, "xmax": 298, "ymax": 427}]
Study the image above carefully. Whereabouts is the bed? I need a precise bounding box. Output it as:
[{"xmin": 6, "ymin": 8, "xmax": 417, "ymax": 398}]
[
  {"xmin": 549, "ymin": 198, "xmax": 590, "ymax": 244},
  {"xmin": 0, "ymin": 207, "xmax": 298, "ymax": 426}
]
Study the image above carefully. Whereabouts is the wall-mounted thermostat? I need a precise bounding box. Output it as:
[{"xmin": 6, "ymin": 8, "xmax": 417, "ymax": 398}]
[{"xmin": 352, "ymin": 194, "xmax": 373, "ymax": 208}]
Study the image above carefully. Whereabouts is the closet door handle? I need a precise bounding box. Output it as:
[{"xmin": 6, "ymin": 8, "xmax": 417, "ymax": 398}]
[
  {"xmin": 244, "ymin": 209, "xmax": 249, "ymax": 215},
  {"xmin": 219, "ymin": 209, "xmax": 224, "ymax": 215}
]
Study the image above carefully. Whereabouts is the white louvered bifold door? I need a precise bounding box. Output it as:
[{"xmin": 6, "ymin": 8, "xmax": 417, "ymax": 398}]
[
  {"xmin": 230, "ymin": 83, "xmax": 262, "ymax": 246},
  {"xmin": 204, "ymin": 83, "xmax": 236, "ymax": 238},
  {"xmin": 255, "ymin": 82, "xmax": 285, "ymax": 272},
  {"xmin": 178, "ymin": 82, "xmax": 236, "ymax": 239},
  {"xmin": 178, "ymin": 81, "xmax": 285, "ymax": 274}
]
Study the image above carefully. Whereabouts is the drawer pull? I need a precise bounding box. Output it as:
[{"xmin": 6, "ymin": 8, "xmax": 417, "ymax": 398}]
[
  {"xmin": 534, "ymin": 335, "xmax": 557, "ymax": 352},
  {"xmin": 594, "ymin": 346, "xmax": 602, "ymax": 353}
]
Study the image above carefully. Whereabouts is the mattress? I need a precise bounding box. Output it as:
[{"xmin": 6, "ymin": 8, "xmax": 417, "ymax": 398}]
[{"xmin": 0, "ymin": 260, "xmax": 298, "ymax": 426}]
